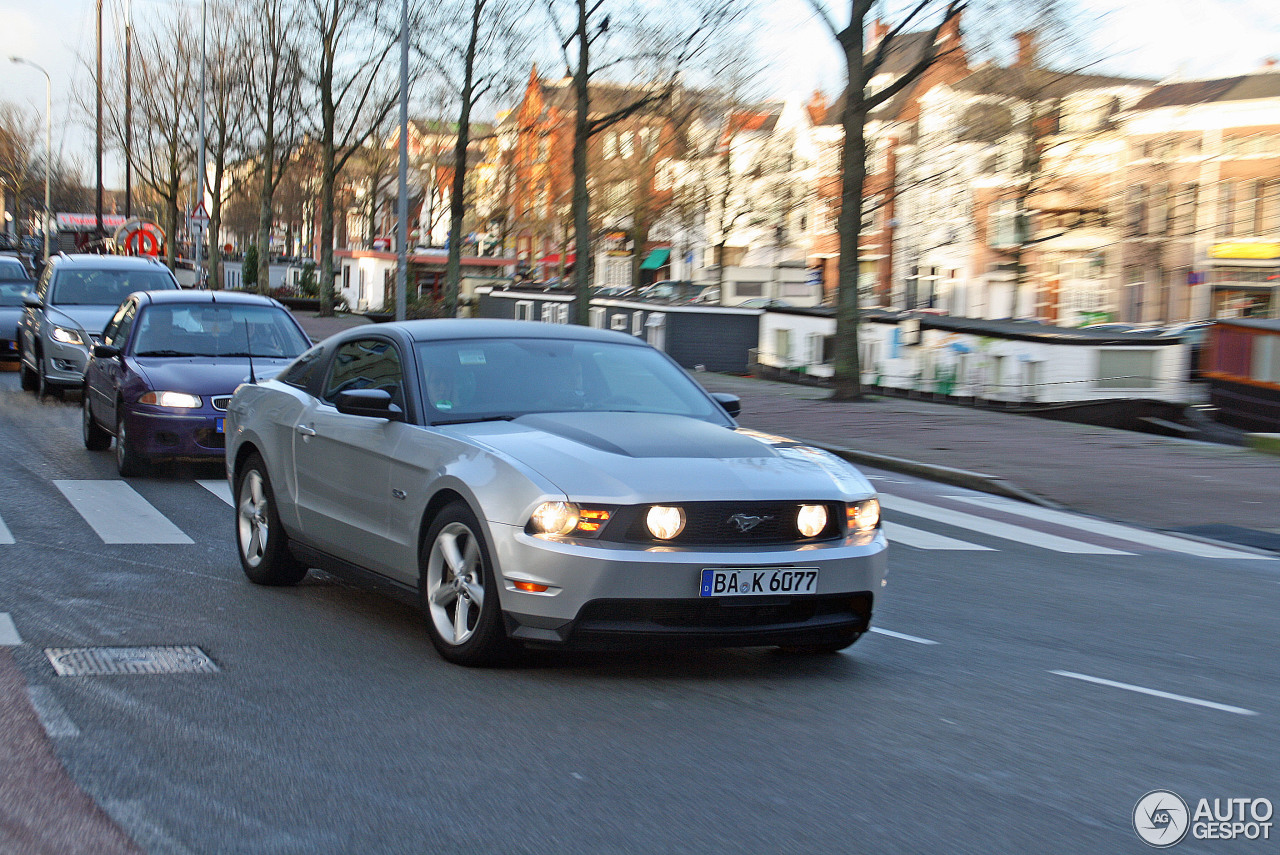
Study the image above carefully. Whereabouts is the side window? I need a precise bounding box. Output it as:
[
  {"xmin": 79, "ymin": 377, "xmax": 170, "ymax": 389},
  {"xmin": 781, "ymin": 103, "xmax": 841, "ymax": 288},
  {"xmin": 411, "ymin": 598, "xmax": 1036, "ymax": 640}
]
[
  {"xmin": 106, "ymin": 303, "xmax": 138, "ymax": 349},
  {"xmin": 322, "ymin": 338, "xmax": 405, "ymax": 410},
  {"xmin": 279, "ymin": 345, "xmax": 326, "ymax": 391}
]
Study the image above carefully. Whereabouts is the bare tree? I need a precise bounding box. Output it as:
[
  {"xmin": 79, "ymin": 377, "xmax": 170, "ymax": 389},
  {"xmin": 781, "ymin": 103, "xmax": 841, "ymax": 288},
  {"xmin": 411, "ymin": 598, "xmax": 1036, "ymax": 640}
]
[
  {"xmin": 303, "ymin": 0, "xmax": 401, "ymax": 315},
  {"xmin": 545, "ymin": 0, "xmax": 744, "ymax": 324},
  {"xmin": 807, "ymin": 0, "xmax": 965, "ymax": 400},
  {"xmin": 242, "ymin": 0, "xmax": 307, "ymax": 294},
  {"xmin": 0, "ymin": 103, "xmax": 41, "ymax": 237},
  {"xmin": 203, "ymin": 0, "xmax": 252, "ymax": 289}
]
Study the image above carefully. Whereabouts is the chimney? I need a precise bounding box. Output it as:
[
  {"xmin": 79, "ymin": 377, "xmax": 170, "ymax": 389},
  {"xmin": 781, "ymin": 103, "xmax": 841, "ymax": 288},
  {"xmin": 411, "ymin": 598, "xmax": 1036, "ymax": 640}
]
[
  {"xmin": 871, "ymin": 18, "xmax": 889, "ymax": 45},
  {"xmin": 1014, "ymin": 31, "xmax": 1037, "ymax": 68}
]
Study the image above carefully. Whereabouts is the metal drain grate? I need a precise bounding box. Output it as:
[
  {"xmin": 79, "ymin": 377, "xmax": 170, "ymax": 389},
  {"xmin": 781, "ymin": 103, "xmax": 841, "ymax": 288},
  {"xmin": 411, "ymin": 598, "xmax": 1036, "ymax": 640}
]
[{"xmin": 45, "ymin": 646, "xmax": 220, "ymax": 676}]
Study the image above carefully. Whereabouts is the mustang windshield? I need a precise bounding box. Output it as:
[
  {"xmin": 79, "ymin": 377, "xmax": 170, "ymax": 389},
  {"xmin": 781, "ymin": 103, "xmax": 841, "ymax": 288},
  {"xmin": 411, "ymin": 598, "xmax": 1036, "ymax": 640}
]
[
  {"xmin": 415, "ymin": 338, "xmax": 728, "ymax": 424},
  {"xmin": 133, "ymin": 304, "xmax": 311, "ymax": 358}
]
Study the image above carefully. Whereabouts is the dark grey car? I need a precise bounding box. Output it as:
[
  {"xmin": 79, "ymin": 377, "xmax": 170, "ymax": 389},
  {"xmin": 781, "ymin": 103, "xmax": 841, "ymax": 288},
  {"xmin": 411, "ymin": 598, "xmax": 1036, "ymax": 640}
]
[{"xmin": 18, "ymin": 254, "xmax": 180, "ymax": 396}]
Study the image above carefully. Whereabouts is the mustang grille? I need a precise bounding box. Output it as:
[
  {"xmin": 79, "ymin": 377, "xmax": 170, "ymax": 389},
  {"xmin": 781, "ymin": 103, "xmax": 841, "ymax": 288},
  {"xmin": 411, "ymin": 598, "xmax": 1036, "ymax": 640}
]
[{"xmin": 610, "ymin": 501, "xmax": 843, "ymax": 545}]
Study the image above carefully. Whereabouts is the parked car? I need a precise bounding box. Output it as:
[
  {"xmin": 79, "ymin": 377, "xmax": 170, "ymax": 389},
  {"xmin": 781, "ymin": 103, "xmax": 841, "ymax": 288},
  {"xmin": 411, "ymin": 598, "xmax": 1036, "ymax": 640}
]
[
  {"xmin": 738, "ymin": 298, "xmax": 795, "ymax": 309},
  {"xmin": 19, "ymin": 254, "xmax": 181, "ymax": 396},
  {"xmin": 638, "ymin": 280, "xmax": 703, "ymax": 303},
  {"xmin": 226, "ymin": 319, "xmax": 887, "ymax": 666},
  {"xmin": 0, "ymin": 265, "xmax": 35, "ymax": 361},
  {"xmin": 82, "ymin": 290, "xmax": 311, "ymax": 476}
]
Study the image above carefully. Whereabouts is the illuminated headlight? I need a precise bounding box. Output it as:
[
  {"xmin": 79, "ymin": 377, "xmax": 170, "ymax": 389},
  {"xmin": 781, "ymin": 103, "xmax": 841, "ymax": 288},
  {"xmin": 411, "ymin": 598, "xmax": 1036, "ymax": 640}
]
[
  {"xmin": 530, "ymin": 501, "xmax": 580, "ymax": 536},
  {"xmin": 646, "ymin": 505, "xmax": 686, "ymax": 540},
  {"xmin": 51, "ymin": 326, "xmax": 84, "ymax": 346},
  {"xmin": 138, "ymin": 391, "xmax": 203, "ymax": 408},
  {"xmin": 797, "ymin": 504, "xmax": 829, "ymax": 537},
  {"xmin": 847, "ymin": 498, "xmax": 881, "ymax": 534}
]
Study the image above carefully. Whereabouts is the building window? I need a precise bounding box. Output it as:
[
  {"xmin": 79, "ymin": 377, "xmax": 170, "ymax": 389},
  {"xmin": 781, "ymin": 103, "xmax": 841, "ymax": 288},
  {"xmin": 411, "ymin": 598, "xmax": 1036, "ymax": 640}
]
[
  {"xmin": 774, "ymin": 329, "xmax": 792, "ymax": 366},
  {"xmin": 541, "ymin": 303, "xmax": 555, "ymax": 323},
  {"xmin": 589, "ymin": 306, "xmax": 605, "ymax": 328},
  {"xmin": 515, "ymin": 300, "xmax": 533, "ymax": 321},
  {"xmin": 610, "ymin": 313, "xmax": 628, "ymax": 331},
  {"xmin": 632, "ymin": 312, "xmax": 644, "ymax": 336},
  {"xmin": 1262, "ymin": 180, "xmax": 1280, "ymax": 235},
  {"xmin": 1097, "ymin": 350, "xmax": 1156, "ymax": 389},
  {"xmin": 806, "ymin": 333, "xmax": 825, "ymax": 366}
]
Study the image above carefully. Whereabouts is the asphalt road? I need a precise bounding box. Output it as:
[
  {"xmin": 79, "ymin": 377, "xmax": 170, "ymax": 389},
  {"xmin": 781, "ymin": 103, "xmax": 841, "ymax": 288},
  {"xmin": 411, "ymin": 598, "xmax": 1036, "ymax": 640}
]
[{"xmin": 0, "ymin": 370, "xmax": 1276, "ymax": 854}]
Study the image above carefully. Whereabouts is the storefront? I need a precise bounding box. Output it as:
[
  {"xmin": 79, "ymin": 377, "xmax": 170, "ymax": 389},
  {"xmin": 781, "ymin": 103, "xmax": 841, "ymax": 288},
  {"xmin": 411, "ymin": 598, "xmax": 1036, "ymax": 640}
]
[{"xmin": 1207, "ymin": 242, "xmax": 1280, "ymax": 318}]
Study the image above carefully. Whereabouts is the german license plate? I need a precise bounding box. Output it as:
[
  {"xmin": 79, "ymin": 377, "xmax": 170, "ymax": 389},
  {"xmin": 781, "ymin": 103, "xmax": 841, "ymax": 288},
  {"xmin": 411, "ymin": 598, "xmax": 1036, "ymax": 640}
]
[
  {"xmin": 215, "ymin": 417, "xmax": 225, "ymax": 434},
  {"xmin": 700, "ymin": 568, "xmax": 819, "ymax": 597}
]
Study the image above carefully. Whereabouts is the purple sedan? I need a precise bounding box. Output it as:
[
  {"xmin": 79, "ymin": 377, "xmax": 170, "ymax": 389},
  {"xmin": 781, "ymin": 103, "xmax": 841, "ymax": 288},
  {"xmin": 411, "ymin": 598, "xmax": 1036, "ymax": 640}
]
[{"xmin": 82, "ymin": 290, "xmax": 312, "ymax": 475}]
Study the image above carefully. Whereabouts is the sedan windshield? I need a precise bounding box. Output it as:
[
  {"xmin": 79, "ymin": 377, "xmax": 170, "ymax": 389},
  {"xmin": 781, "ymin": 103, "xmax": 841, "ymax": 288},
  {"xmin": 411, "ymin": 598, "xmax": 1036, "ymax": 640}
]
[
  {"xmin": 132, "ymin": 304, "xmax": 311, "ymax": 358},
  {"xmin": 415, "ymin": 337, "xmax": 728, "ymax": 425},
  {"xmin": 50, "ymin": 269, "xmax": 177, "ymax": 305},
  {"xmin": 0, "ymin": 280, "xmax": 33, "ymax": 306}
]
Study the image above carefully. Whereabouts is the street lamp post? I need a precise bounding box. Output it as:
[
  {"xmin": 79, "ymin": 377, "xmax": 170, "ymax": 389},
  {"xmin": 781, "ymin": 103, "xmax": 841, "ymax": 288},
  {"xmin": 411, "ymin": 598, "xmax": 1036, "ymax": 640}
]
[{"xmin": 10, "ymin": 57, "xmax": 51, "ymax": 264}]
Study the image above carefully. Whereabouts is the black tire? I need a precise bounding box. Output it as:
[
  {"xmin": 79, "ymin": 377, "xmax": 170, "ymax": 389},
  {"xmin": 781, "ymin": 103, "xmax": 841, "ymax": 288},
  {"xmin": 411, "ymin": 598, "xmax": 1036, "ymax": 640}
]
[
  {"xmin": 82, "ymin": 389, "xmax": 111, "ymax": 451},
  {"xmin": 777, "ymin": 632, "xmax": 861, "ymax": 655},
  {"xmin": 18, "ymin": 338, "xmax": 37, "ymax": 392},
  {"xmin": 234, "ymin": 453, "xmax": 308, "ymax": 586},
  {"xmin": 419, "ymin": 501, "xmax": 512, "ymax": 666},
  {"xmin": 114, "ymin": 412, "xmax": 148, "ymax": 477}
]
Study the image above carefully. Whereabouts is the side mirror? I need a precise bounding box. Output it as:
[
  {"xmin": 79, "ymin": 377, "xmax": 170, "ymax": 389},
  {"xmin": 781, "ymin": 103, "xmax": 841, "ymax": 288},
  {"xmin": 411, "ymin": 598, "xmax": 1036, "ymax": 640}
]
[
  {"xmin": 335, "ymin": 388, "xmax": 405, "ymax": 421},
  {"xmin": 22, "ymin": 293, "xmax": 41, "ymax": 309},
  {"xmin": 711, "ymin": 392, "xmax": 741, "ymax": 418},
  {"xmin": 93, "ymin": 344, "xmax": 122, "ymax": 359}
]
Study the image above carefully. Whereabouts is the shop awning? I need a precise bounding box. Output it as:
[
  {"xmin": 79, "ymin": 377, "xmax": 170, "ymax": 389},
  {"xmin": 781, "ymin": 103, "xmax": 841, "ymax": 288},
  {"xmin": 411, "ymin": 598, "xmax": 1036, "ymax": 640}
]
[
  {"xmin": 538, "ymin": 253, "xmax": 575, "ymax": 265},
  {"xmin": 639, "ymin": 248, "xmax": 670, "ymax": 270}
]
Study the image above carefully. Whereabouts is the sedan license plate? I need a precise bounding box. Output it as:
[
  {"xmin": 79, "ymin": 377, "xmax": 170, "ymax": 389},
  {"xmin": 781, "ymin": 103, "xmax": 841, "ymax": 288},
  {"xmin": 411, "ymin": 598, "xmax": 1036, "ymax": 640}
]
[
  {"xmin": 215, "ymin": 417, "xmax": 225, "ymax": 434},
  {"xmin": 700, "ymin": 568, "xmax": 819, "ymax": 597}
]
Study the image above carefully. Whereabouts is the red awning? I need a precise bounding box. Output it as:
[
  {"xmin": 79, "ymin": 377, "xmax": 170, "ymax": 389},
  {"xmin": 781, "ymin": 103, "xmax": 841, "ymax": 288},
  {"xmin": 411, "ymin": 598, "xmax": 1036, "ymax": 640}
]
[{"xmin": 538, "ymin": 253, "xmax": 576, "ymax": 265}]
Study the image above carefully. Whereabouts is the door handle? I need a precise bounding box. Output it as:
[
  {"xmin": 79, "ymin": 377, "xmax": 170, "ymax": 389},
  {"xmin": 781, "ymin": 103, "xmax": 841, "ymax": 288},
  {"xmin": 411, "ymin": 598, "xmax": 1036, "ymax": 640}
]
[{"xmin": 296, "ymin": 425, "xmax": 317, "ymax": 437}]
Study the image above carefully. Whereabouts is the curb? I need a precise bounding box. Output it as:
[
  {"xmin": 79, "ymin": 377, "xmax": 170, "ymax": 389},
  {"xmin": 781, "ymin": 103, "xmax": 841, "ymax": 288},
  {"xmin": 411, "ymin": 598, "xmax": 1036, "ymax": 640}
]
[
  {"xmin": 1246, "ymin": 433, "xmax": 1280, "ymax": 457},
  {"xmin": 813, "ymin": 442, "xmax": 1064, "ymax": 509}
]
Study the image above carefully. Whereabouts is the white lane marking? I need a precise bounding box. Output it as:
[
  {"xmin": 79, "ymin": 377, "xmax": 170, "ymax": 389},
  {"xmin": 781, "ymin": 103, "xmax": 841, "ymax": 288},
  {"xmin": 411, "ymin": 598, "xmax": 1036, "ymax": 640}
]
[
  {"xmin": 26, "ymin": 686, "xmax": 80, "ymax": 738},
  {"xmin": 53, "ymin": 480, "xmax": 194, "ymax": 545},
  {"xmin": 870, "ymin": 627, "xmax": 939, "ymax": 645},
  {"xmin": 197, "ymin": 479, "xmax": 235, "ymax": 507},
  {"xmin": 883, "ymin": 520, "xmax": 994, "ymax": 551},
  {"xmin": 950, "ymin": 495, "xmax": 1275, "ymax": 560},
  {"xmin": 0, "ymin": 613, "xmax": 21, "ymax": 646},
  {"xmin": 0, "ymin": 513, "xmax": 13, "ymax": 544},
  {"xmin": 1050, "ymin": 670, "xmax": 1259, "ymax": 716},
  {"xmin": 879, "ymin": 494, "xmax": 1133, "ymax": 555}
]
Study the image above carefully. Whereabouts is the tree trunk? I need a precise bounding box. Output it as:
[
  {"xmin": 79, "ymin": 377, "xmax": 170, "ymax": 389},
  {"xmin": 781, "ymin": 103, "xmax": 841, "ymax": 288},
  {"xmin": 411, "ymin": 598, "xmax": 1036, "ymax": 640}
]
[
  {"xmin": 256, "ymin": 136, "xmax": 276, "ymax": 296},
  {"xmin": 445, "ymin": 0, "xmax": 483, "ymax": 318},
  {"xmin": 830, "ymin": 26, "xmax": 867, "ymax": 401},
  {"xmin": 570, "ymin": 0, "xmax": 592, "ymax": 325}
]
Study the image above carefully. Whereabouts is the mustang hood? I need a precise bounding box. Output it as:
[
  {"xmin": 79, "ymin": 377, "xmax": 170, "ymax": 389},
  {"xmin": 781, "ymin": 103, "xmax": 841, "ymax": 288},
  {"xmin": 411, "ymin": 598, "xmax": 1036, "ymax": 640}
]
[
  {"xmin": 133, "ymin": 357, "xmax": 293, "ymax": 395},
  {"xmin": 456, "ymin": 412, "xmax": 874, "ymax": 504},
  {"xmin": 46, "ymin": 305, "xmax": 118, "ymax": 338}
]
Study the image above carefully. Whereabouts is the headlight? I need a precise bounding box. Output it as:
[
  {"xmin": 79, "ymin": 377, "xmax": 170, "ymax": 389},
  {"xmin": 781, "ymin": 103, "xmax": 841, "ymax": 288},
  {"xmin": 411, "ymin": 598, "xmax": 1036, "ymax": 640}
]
[
  {"xmin": 847, "ymin": 498, "xmax": 881, "ymax": 534},
  {"xmin": 51, "ymin": 326, "xmax": 84, "ymax": 346},
  {"xmin": 797, "ymin": 504, "xmax": 829, "ymax": 537},
  {"xmin": 646, "ymin": 505, "xmax": 686, "ymax": 540},
  {"xmin": 138, "ymin": 391, "xmax": 203, "ymax": 408},
  {"xmin": 530, "ymin": 501, "xmax": 579, "ymax": 536}
]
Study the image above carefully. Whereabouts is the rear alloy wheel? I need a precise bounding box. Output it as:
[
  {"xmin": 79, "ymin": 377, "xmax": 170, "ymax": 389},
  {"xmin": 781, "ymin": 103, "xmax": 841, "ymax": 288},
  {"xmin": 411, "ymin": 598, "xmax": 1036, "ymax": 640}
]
[
  {"xmin": 114, "ymin": 412, "xmax": 148, "ymax": 477},
  {"xmin": 235, "ymin": 453, "xmax": 307, "ymax": 586},
  {"xmin": 82, "ymin": 389, "xmax": 111, "ymax": 451},
  {"xmin": 420, "ymin": 502, "xmax": 511, "ymax": 666}
]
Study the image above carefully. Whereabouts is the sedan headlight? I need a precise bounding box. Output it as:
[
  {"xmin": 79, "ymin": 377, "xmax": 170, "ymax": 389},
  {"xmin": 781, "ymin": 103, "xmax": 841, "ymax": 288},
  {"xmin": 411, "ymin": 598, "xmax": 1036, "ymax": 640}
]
[
  {"xmin": 847, "ymin": 498, "xmax": 881, "ymax": 534},
  {"xmin": 138, "ymin": 391, "xmax": 203, "ymax": 409},
  {"xmin": 51, "ymin": 325, "xmax": 84, "ymax": 346},
  {"xmin": 646, "ymin": 505, "xmax": 686, "ymax": 540}
]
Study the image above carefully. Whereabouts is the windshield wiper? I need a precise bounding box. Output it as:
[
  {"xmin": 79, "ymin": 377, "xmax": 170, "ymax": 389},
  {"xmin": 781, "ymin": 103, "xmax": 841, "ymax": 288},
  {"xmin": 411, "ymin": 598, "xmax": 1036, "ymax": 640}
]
[
  {"xmin": 431, "ymin": 414, "xmax": 517, "ymax": 426},
  {"xmin": 136, "ymin": 350, "xmax": 202, "ymax": 357}
]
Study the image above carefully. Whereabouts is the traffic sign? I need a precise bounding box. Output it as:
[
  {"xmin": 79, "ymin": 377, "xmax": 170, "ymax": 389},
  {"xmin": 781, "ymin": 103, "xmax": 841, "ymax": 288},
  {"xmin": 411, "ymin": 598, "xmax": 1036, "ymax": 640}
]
[{"xmin": 189, "ymin": 201, "xmax": 210, "ymax": 234}]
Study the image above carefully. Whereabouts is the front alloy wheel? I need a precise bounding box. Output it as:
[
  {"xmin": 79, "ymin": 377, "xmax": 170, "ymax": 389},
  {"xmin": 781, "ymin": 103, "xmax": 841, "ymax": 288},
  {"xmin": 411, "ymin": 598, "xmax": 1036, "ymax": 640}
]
[
  {"xmin": 420, "ymin": 502, "xmax": 510, "ymax": 666},
  {"xmin": 115, "ymin": 413, "xmax": 147, "ymax": 476}
]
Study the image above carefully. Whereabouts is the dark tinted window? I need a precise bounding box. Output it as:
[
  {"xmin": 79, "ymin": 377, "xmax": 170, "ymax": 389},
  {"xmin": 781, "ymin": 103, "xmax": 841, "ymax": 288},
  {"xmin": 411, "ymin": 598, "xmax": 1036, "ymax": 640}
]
[
  {"xmin": 104, "ymin": 302, "xmax": 137, "ymax": 348},
  {"xmin": 50, "ymin": 268, "xmax": 177, "ymax": 305},
  {"xmin": 323, "ymin": 338, "xmax": 405, "ymax": 410},
  {"xmin": 279, "ymin": 345, "xmax": 326, "ymax": 390}
]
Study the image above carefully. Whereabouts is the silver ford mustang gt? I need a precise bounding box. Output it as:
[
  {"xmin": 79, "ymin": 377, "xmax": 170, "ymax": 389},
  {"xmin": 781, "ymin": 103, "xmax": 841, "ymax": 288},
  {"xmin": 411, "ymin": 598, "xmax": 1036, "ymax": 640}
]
[{"xmin": 225, "ymin": 319, "xmax": 887, "ymax": 666}]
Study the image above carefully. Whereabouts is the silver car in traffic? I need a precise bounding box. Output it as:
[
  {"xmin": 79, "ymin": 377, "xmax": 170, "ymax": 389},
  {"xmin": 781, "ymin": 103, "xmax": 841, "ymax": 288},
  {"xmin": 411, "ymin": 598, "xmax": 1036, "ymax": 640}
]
[{"xmin": 225, "ymin": 319, "xmax": 887, "ymax": 666}]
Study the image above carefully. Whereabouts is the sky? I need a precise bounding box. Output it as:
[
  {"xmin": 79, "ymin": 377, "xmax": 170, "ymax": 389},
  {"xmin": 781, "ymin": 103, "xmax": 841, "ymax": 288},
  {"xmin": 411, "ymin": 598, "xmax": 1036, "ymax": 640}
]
[{"xmin": 2, "ymin": 0, "xmax": 1280, "ymax": 192}]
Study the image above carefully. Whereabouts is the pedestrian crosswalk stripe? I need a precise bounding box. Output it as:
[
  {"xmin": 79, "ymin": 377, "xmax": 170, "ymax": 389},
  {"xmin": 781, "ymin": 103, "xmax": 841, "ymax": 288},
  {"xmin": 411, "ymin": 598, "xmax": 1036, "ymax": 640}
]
[
  {"xmin": 0, "ymin": 613, "xmax": 21, "ymax": 646},
  {"xmin": 947, "ymin": 495, "xmax": 1275, "ymax": 560},
  {"xmin": 197, "ymin": 479, "xmax": 234, "ymax": 507},
  {"xmin": 879, "ymin": 494, "xmax": 1134, "ymax": 555},
  {"xmin": 53, "ymin": 480, "xmax": 194, "ymax": 545},
  {"xmin": 0, "ymin": 513, "xmax": 12, "ymax": 545},
  {"xmin": 882, "ymin": 520, "xmax": 993, "ymax": 551}
]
